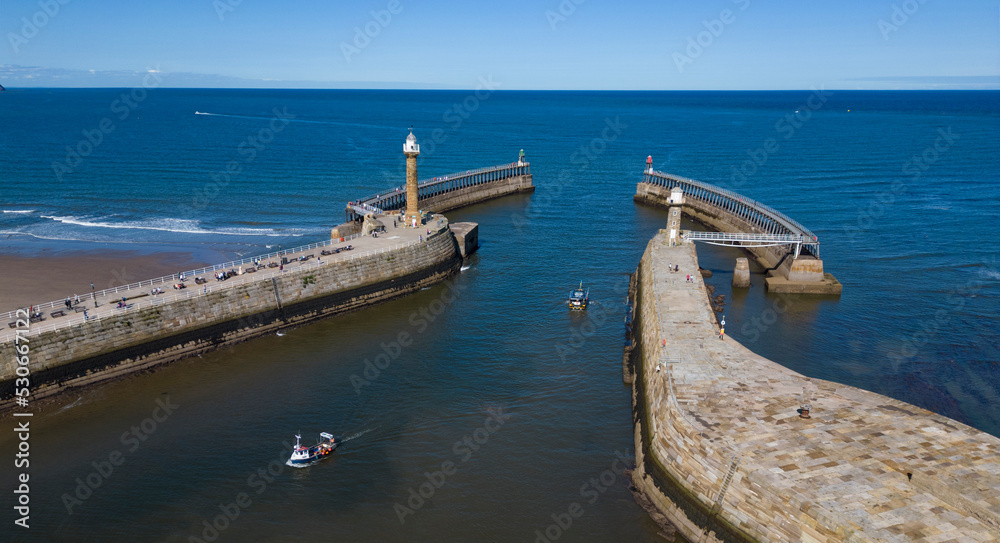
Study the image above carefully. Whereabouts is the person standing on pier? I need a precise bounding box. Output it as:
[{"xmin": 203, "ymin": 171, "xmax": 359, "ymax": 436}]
[{"xmin": 719, "ymin": 327, "xmax": 725, "ymax": 340}]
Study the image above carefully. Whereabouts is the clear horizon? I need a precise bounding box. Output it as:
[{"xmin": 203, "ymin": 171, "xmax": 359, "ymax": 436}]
[{"xmin": 1, "ymin": 0, "xmax": 998, "ymax": 90}]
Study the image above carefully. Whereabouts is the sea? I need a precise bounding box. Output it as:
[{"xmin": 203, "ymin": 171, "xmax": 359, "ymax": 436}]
[{"xmin": 1, "ymin": 89, "xmax": 998, "ymax": 542}]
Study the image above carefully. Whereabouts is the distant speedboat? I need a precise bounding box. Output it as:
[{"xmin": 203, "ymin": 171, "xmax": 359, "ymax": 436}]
[
  {"xmin": 287, "ymin": 432, "xmax": 339, "ymax": 467},
  {"xmin": 568, "ymin": 281, "xmax": 589, "ymax": 310}
]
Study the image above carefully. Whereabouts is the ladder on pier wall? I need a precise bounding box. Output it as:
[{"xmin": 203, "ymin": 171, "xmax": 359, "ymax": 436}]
[
  {"xmin": 695, "ymin": 455, "xmax": 742, "ymax": 542},
  {"xmin": 703, "ymin": 455, "xmax": 743, "ymax": 541}
]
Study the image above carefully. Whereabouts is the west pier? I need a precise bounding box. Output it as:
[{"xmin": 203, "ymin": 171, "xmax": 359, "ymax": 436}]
[{"xmin": 0, "ymin": 132, "xmax": 533, "ymax": 408}]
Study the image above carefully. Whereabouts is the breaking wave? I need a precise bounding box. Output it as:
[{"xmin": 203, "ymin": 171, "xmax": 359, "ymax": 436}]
[{"xmin": 39, "ymin": 215, "xmax": 297, "ymax": 237}]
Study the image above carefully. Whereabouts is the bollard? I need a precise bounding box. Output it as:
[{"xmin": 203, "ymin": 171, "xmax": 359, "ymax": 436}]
[{"xmin": 799, "ymin": 404, "xmax": 811, "ymax": 419}]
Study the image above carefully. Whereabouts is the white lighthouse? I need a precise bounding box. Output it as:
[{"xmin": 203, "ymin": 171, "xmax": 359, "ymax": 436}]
[{"xmin": 668, "ymin": 187, "xmax": 684, "ymax": 247}]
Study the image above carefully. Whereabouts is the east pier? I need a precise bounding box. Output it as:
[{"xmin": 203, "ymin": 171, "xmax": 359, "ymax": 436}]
[{"xmin": 624, "ymin": 230, "xmax": 1000, "ymax": 541}]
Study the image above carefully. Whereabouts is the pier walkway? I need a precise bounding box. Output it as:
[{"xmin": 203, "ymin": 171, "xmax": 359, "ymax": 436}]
[
  {"xmin": 347, "ymin": 161, "xmax": 530, "ymax": 222},
  {"xmin": 642, "ymin": 169, "xmax": 820, "ymax": 257},
  {"xmin": 632, "ymin": 232, "xmax": 1000, "ymax": 541},
  {"xmin": 0, "ymin": 218, "xmax": 442, "ymax": 344}
]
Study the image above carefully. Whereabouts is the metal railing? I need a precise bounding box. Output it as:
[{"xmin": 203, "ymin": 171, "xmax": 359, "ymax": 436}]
[
  {"xmin": 643, "ymin": 170, "xmax": 820, "ymax": 257},
  {"xmin": 1, "ymin": 237, "xmax": 424, "ymax": 342},
  {"xmin": 348, "ymin": 161, "xmax": 530, "ymax": 220},
  {"xmin": 0, "ymin": 232, "xmax": 367, "ymax": 325},
  {"xmin": 683, "ymin": 232, "xmax": 816, "ymax": 257}
]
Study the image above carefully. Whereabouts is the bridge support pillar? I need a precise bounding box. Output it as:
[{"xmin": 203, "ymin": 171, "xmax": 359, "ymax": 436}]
[
  {"xmin": 765, "ymin": 256, "xmax": 842, "ymax": 294},
  {"xmin": 732, "ymin": 258, "xmax": 750, "ymax": 288},
  {"xmin": 786, "ymin": 257, "xmax": 824, "ymax": 282}
]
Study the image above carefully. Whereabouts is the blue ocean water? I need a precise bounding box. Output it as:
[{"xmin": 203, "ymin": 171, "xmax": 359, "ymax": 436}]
[{"xmin": 1, "ymin": 89, "xmax": 999, "ymax": 542}]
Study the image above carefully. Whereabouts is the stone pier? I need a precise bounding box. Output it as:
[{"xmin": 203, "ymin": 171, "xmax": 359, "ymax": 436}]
[
  {"xmin": 625, "ymin": 230, "xmax": 1000, "ymax": 542},
  {"xmin": 449, "ymin": 222, "xmax": 479, "ymax": 258},
  {"xmin": 1, "ymin": 218, "xmax": 462, "ymax": 407}
]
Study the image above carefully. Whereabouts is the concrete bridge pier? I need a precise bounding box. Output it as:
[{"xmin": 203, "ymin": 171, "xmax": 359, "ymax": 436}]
[
  {"xmin": 732, "ymin": 257, "xmax": 750, "ymax": 288},
  {"xmin": 766, "ymin": 255, "xmax": 841, "ymax": 294}
]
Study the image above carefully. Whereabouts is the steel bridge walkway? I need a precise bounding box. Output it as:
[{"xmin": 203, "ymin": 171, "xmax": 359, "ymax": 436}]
[{"xmin": 682, "ymin": 232, "xmax": 816, "ymax": 258}]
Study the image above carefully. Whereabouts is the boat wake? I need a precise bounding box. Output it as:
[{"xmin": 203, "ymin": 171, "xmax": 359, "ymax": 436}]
[
  {"xmin": 286, "ymin": 458, "xmax": 320, "ymax": 468},
  {"xmin": 341, "ymin": 427, "xmax": 377, "ymax": 442},
  {"xmin": 460, "ymin": 264, "xmax": 471, "ymax": 271},
  {"xmin": 58, "ymin": 396, "xmax": 84, "ymax": 412}
]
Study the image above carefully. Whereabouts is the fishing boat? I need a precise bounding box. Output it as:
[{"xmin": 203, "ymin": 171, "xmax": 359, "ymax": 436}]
[
  {"xmin": 287, "ymin": 432, "xmax": 339, "ymax": 467},
  {"xmin": 568, "ymin": 282, "xmax": 589, "ymax": 310}
]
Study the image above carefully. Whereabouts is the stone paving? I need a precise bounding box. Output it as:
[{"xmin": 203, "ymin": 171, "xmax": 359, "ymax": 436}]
[
  {"xmin": 0, "ymin": 215, "xmax": 442, "ymax": 343},
  {"xmin": 645, "ymin": 233, "xmax": 1000, "ymax": 541}
]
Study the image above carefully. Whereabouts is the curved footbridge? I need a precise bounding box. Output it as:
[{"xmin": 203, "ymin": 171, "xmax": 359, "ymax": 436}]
[
  {"xmin": 625, "ymin": 231, "xmax": 1000, "ymax": 542},
  {"xmin": 343, "ymin": 160, "xmax": 533, "ymax": 224},
  {"xmin": 635, "ymin": 167, "xmax": 841, "ymax": 295}
]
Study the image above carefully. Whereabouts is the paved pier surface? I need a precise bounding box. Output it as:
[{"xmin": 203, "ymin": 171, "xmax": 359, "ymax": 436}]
[
  {"xmin": 634, "ymin": 232, "xmax": 1000, "ymax": 542},
  {"xmin": 1, "ymin": 216, "xmax": 441, "ymax": 343}
]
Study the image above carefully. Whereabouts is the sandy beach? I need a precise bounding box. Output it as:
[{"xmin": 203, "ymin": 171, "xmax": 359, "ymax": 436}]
[{"xmin": 0, "ymin": 249, "xmax": 211, "ymax": 313}]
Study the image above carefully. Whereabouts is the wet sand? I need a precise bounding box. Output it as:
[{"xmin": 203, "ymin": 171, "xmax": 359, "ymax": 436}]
[{"xmin": 0, "ymin": 250, "xmax": 211, "ymax": 312}]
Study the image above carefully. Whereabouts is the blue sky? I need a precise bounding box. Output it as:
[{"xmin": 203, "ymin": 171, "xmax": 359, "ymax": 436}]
[{"xmin": 1, "ymin": 0, "xmax": 997, "ymax": 89}]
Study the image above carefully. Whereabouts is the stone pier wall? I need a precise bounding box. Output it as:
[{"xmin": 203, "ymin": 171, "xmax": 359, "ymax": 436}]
[
  {"xmin": 625, "ymin": 231, "xmax": 1000, "ymax": 542},
  {"xmin": 420, "ymin": 174, "xmax": 534, "ymax": 214},
  {"xmin": 0, "ymin": 227, "xmax": 461, "ymax": 406}
]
